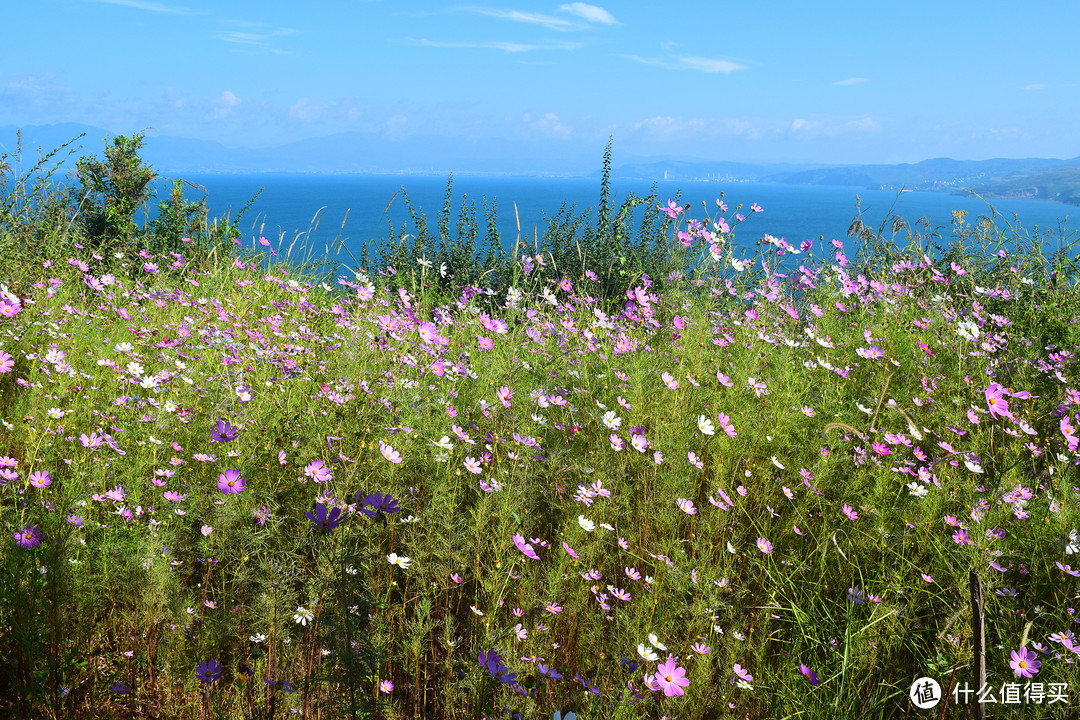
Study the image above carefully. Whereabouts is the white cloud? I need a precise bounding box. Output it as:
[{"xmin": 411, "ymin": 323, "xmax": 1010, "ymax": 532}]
[
  {"xmin": 633, "ymin": 116, "xmax": 706, "ymax": 137},
  {"xmin": 524, "ymin": 111, "xmax": 570, "ymax": 136},
  {"xmin": 410, "ymin": 38, "xmax": 579, "ymax": 53},
  {"xmin": 214, "ymin": 26, "xmax": 296, "ymax": 54},
  {"xmin": 833, "ymin": 77, "xmax": 869, "ymax": 86},
  {"xmin": 558, "ymin": 3, "xmax": 617, "ymax": 24},
  {"xmin": 464, "ymin": 7, "xmax": 576, "ymax": 31},
  {"xmin": 621, "ymin": 55, "xmax": 747, "ymax": 74},
  {"xmin": 288, "ymin": 98, "xmax": 319, "ymax": 122},
  {"xmin": 1023, "ymin": 83, "xmax": 1047, "ymax": 91},
  {"xmin": 791, "ymin": 116, "xmax": 879, "ymax": 136},
  {"xmin": 677, "ymin": 56, "xmax": 747, "ymax": 74},
  {"xmin": 210, "ymin": 90, "xmax": 240, "ymax": 119},
  {"xmin": 79, "ymin": 0, "xmax": 196, "ymax": 14}
]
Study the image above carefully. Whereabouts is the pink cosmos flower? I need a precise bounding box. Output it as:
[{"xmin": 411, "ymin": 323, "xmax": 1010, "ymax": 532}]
[
  {"xmin": 562, "ymin": 542, "xmax": 579, "ymax": 559},
  {"xmin": 717, "ymin": 412, "xmax": 737, "ymax": 437},
  {"xmin": 417, "ymin": 322, "xmax": 438, "ymax": 344},
  {"xmin": 985, "ymin": 383, "xmax": 1012, "ymax": 420},
  {"xmin": 842, "ymin": 504, "xmax": 858, "ymax": 521},
  {"xmin": 677, "ymin": 498, "xmax": 697, "ymax": 515},
  {"xmin": 733, "ymin": 664, "xmax": 753, "ymax": 683},
  {"xmin": 478, "ymin": 336, "xmax": 494, "ymax": 351},
  {"xmin": 379, "ymin": 441, "xmax": 402, "ymax": 464},
  {"xmin": 653, "ymin": 657, "xmax": 690, "ymax": 697},
  {"xmin": 497, "ymin": 386, "xmax": 513, "ymax": 408},
  {"xmin": 512, "ymin": 534, "xmax": 539, "ymax": 560},
  {"xmin": 757, "ymin": 538, "xmax": 773, "ymax": 554},
  {"xmin": 304, "ymin": 460, "xmax": 333, "ymax": 483}
]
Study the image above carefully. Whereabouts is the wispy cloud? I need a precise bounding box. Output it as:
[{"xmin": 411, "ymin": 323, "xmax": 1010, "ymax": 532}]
[
  {"xmin": 462, "ymin": 7, "xmax": 577, "ymax": 31},
  {"xmin": 461, "ymin": 4, "xmax": 617, "ymax": 30},
  {"xmin": 621, "ymin": 54, "xmax": 748, "ymax": 74},
  {"xmin": 214, "ymin": 26, "xmax": 297, "ymax": 54},
  {"xmin": 833, "ymin": 77, "xmax": 869, "ymax": 86},
  {"xmin": 631, "ymin": 115, "xmax": 762, "ymax": 140},
  {"xmin": 1023, "ymin": 83, "xmax": 1047, "ymax": 91},
  {"xmin": 558, "ymin": 3, "xmax": 617, "ymax": 24},
  {"xmin": 79, "ymin": 0, "xmax": 196, "ymax": 14},
  {"xmin": 409, "ymin": 38, "xmax": 580, "ymax": 53},
  {"xmin": 791, "ymin": 116, "xmax": 879, "ymax": 136}
]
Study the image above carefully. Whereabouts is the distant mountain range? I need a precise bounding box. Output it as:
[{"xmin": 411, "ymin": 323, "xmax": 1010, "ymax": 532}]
[
  {"xmin": 4, "ymin": 123, "xmax": 1080, "ymax": 205},
  {"xmin": 597, "ymin": 157, "xmax": 1080, "ymax": 205}
]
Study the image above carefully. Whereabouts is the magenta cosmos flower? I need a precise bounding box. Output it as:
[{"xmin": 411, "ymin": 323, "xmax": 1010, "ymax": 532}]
[
  {"xmin": 653, "ymin": 657, "xmax": 690, "ymax": 697},
  {"xmin": 799, "ymin": 663, "xmax": 820, "ymax": 685},
  {"xmin": 217, "ymin": 469, "xmax": 247, "ymax": 494},
  {"xmin": 1009, "ymin": 647, "xmax": 1041, "ymax": 678}
]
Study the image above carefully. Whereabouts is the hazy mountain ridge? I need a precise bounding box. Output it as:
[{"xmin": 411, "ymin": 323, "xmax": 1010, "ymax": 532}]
[{"xmin": 3, "ymin": 124, "xmax": 1078, "ymax": 205}]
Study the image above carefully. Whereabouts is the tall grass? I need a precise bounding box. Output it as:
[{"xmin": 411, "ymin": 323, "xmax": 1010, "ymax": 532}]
[{"xmin": 1, "ymin": 136, "xmax": 1080, "ymax": 719}]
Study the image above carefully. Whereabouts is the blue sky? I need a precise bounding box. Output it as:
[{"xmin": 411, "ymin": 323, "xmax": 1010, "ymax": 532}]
[{"xmin": 3, "ymin": 0, "xmax": 1078, "ymax": 168}]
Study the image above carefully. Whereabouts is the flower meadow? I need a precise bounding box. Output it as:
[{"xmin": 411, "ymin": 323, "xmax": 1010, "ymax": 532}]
[{"xmin": 3, "ymin": 173, "xmax": 1080, "ymax": 719}]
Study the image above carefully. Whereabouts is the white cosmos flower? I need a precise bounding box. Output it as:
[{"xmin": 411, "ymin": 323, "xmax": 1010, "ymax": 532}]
[
  {"xmin": 578, "ymin": 515, "xmax": 595, "ymax": 532},
  {"xmin": 907, "ymin": 482, "xmax": 928, "ymax": 498},
  {"xmin": 649, "ymin": 633, "xmax": 667, "ymax": 651},
  {"xmin": 387, "ymin": 553, "xmax": 412, "ymax": 569},
  {"xmin": 964, "ymin": 460, "xmax": 984, "ymax": 474},
  {"xmin": 602, "ymin": 411, "xmax": 622, "ymax": 430},
  {"xmin": 698, "ymin": 415, "xmax": 715, "ymax": 435},
  {"xmin": 637, "ymin": 643, "xmax": 658, "ymax": 662},
  {"xmin": 957, "ymin": 320, "xmax": 980, "ymax": 342}
]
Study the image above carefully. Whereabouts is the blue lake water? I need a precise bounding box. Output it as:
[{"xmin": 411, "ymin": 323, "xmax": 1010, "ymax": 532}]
[{"xmin": 160, "ymin": 174, "xmax": 1077, "ymax": 279}]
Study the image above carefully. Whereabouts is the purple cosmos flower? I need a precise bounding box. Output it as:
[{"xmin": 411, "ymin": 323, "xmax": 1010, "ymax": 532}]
[
  {"xmin": 479, "ymin": 649, "xmax": 517, "ymax": 684},
  {"xmin": 359, "ymin": 491, "xmax": 400, "ymax": 527},
  {"xmin": 360, "ymin": 492, "xmax": 399, "ymax": 514},
  {"xmin": 217, "ymin": 469, "xmax": 246, "ymax": 494},
  {"xmin": 1009, "ymin": 647, "xmax": 1041, "ymax": 678},
  {"xmin": 14, "ymin": 524, "xmax": 42, "ymax": 549},
  {"xmin": 306, "ymin": 502, "xmax": 344, "ymax": 531},
  {"xmin": 800, "ymin": 664, "xmax": 821, "ymax": 685},
  {"xmin": 210, "ymin": 419, "xmax": 239, "ymax": 443},
  {"xmin": 196, "ymin": 659, "xmax": 223, "ymax": 684},
  {"xmin": 109, "ymin": 680, "xmax": 130, "ymax": 695}
]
